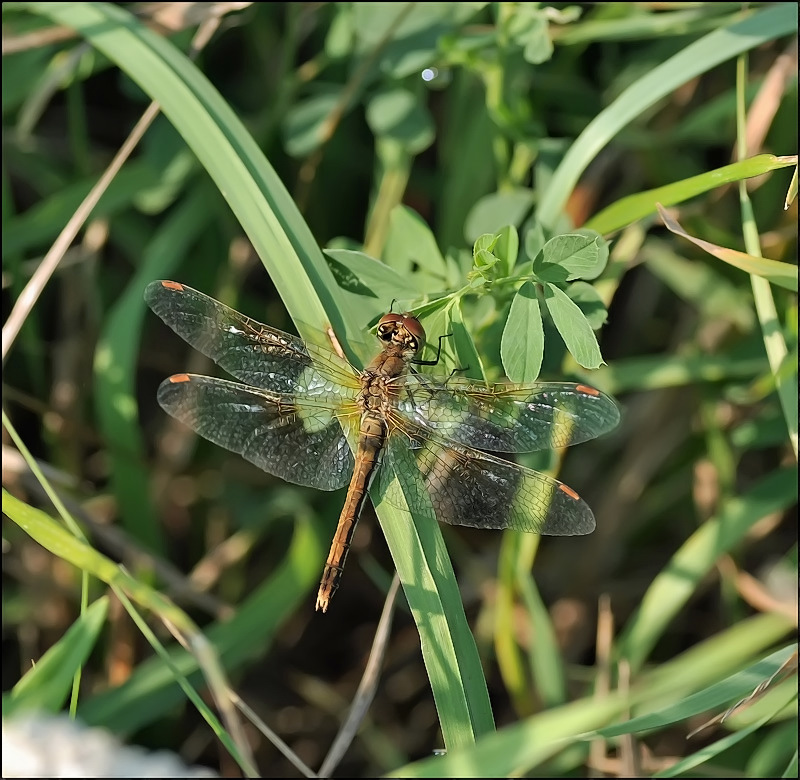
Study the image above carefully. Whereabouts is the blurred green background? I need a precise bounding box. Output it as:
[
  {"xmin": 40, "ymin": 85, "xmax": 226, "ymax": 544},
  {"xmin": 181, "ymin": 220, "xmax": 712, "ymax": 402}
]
[{"xmin": 2, "ymin": 2, "xmax": 797, "ymax": 777}]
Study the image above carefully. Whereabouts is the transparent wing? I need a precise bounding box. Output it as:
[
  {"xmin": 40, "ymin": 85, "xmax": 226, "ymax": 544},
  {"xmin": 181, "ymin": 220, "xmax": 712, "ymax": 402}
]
[
  {"xmin": 145, "ymin": 280, "xmax": 358, "ymax": 398},
  {"xmin": 157, "ymin": 374, "xmax": 356, "ymax": 491},
  {"xmin": 377, "ymin": 414, "xmax": 595, "ymax": 535},
  {"xmin": 398, "ymin": 375, "xmax": 619, "ymax": 453}
]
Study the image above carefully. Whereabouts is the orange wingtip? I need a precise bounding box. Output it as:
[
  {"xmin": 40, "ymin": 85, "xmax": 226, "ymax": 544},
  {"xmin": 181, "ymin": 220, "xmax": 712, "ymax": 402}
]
[
  {"xmin": 161, "ymin": 280, "xmax": 184, "ymax": 291},
  {"xmin": 558, "ymin": 484, "xmax": 581, "ymax": 501},
  {"xmin": 575, "ymin": 384, "xmax": 600, "ymax": 396},
  {"xmin": 168, "ymin": 373, "xmax": 192, "ymax": 383}
]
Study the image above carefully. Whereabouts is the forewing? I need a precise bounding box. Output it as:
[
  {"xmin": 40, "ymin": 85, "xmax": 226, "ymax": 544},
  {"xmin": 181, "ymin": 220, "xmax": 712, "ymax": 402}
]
[
  {"xmin": 398, "ymin": 376, "xmax": 619, "ymax": 453},
  {"xmin": 145, "ymin": 280, "xmax": 357, "ymax": 398},
  {"xmin": 380, "ymin": 415, "xmax": 595, "ymax": 535},
  {"xmin": 157, "ymin": 374, "xmax": 355, "ymax": 491}
]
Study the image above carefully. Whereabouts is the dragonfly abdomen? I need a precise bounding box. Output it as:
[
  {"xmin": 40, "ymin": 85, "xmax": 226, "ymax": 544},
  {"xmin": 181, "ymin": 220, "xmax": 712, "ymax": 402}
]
[{"xmin": 315, "ymin": 413, "xmax": 386, "ymax": 612}]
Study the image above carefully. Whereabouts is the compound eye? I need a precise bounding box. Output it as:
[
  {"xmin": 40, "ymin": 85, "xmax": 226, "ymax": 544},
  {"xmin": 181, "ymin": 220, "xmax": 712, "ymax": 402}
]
[
  {"xmin": 377, "ymin": 313, "xmax": 403, "ymax": 341},
  {"xmin": 400, "ymin": 314, "xmax": 426, "ymax": 347},
  {"xmin": 378, "ymin": 313, "xmax": 404, "ymax": 327}
]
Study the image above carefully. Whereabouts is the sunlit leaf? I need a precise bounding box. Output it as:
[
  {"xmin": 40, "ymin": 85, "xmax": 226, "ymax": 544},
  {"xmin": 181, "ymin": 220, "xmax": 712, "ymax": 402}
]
[
  {"xmin": 501, "ymin": 281, "xmax": 543, "ymax": 382},
  {"xmin": 533, "ymin": 232, "xmax": 608, "ymax": 282},
  {"xmin": 566, "ymin": 281, "xmax": 608, "ymax": 330},
  {"xmin": 586, "ymin": 154, "xmax": 797, "ymax": 235},
  {"xmin": 492, "ymin": 225, "xmax": 519, "ymax": 277},
  {"xmin": 543, "ymin": 283, "xmax": 603, "ymax": 369}
]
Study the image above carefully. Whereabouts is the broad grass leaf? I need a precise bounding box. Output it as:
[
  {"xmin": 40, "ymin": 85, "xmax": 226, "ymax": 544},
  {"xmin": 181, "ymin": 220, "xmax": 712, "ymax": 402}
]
[
  {"xmin": 658, "ymin": 203, "xmax": 798, "ymax": 292},
  {"xmin": 4, "ymin": 595, "xmax": 108, "ymax": 717}
]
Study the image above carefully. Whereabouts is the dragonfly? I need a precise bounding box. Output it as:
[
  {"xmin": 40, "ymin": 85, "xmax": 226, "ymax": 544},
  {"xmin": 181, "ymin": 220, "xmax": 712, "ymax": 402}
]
[{"xmin": 145, "ymin": 280, "xmax": 620, "ymax": 612}]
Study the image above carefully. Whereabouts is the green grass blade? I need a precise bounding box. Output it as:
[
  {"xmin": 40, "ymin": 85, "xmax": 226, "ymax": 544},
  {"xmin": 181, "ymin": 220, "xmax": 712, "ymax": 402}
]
[
  {"xmin": 78, "ymin": 515, "xmax": 325, "ymax": 735},
  {"xmin": 4, "ymin": 596, "xmax": 108, "ymax": 717},
  {"xmin": 599, "ymin": 645, "xmax": 797, "ymax": 738},
  {"xmin": 618, "ymin": 466, "xmax": 798, "ymax": 671},
  {"xmin": 591, "ymin": 349, "xmax": 767, "ymax": 393},
  {"xmin": 389, "ymin": 612, "xmax": 795, "ymax": 777},
  {"xmin": 538, "ymin": 4, "xmax": 798, "ymax": 229},
  {"xmin": 586, "ymin": 155, "xmax": 797, "ymax": 236}
]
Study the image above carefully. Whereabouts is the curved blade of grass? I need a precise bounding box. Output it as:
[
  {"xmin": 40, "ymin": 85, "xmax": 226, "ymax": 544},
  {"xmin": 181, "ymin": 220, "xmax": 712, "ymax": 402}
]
[
  {"xmin": 654, "ymin": 702, "xmax": 795, "ymax": 778},
  {"xmin": 598, "ymin": 644, "xmax": 797, "ymax": 738},
  {"xmin": 590, "ymin": 348, "xmax": 767, "ymax": 394},
  {"xmin": 24, "ymin": 1, "xmax": 494, "ymax": 747},
  {"xmin": 586, "ymin": 155, "xmax": 797, "ymax": 236},
  {"xmin": 4, "ymin": 597, "xmax": 108, "ymax": 718},
  {"xmin": 555, "ymin": 5, "xmax": 743, "ymax": 46},
  {"xmin": 4, "ymin": 487, "xmax": 200, "ymax": 649},
  {"xmin": 78, "ymin": 514, "xmax": 326, "ymax": 735},
  {"xmin": 390, "ymin": 611, "xmax": 794, "ymax": 777},
  {"xmin": 1, "ymin": 489, "xmax": 253, "ymax": 773},
  {"xmin": 494, "ymin": 530, "xmax": 535, "ymax": 714},
  {"xmin": 4, "ymin": 483, "xmax": 324, "ymax": 740},
  {"xmin": 636, "ymin": 612, "xmax": 796, "ymax": 714},
  {"xmin": 656, "ymin": 202, "xmax": 798, "ymax": 292},
  {"xmin": 735, "ymin": 57, "xmax": 799, "ymax": 464},
  {"xmin": 618, "ymin": 466, "xmax": 798, "ymax": 672},
  {"xmin": 538, "ymin": 4, "xmax": 798, "ymax": 230}
]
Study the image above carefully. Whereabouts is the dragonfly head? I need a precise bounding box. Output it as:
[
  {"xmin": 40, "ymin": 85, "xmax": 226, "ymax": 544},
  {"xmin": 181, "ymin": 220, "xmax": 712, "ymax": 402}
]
[{"xmin": 376, "ymin": 312, "xmax": 426, "ymax": 357}]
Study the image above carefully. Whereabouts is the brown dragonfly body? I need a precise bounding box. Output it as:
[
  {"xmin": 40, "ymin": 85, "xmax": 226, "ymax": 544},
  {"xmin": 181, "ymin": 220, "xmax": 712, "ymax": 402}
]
[
  {"xmin": 146, "ymin": 281, "xmax": 620, "ymax": 612},
  {"xmin": 317, "ymin": 313, "xmax": 422, "ymax": 610}
]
